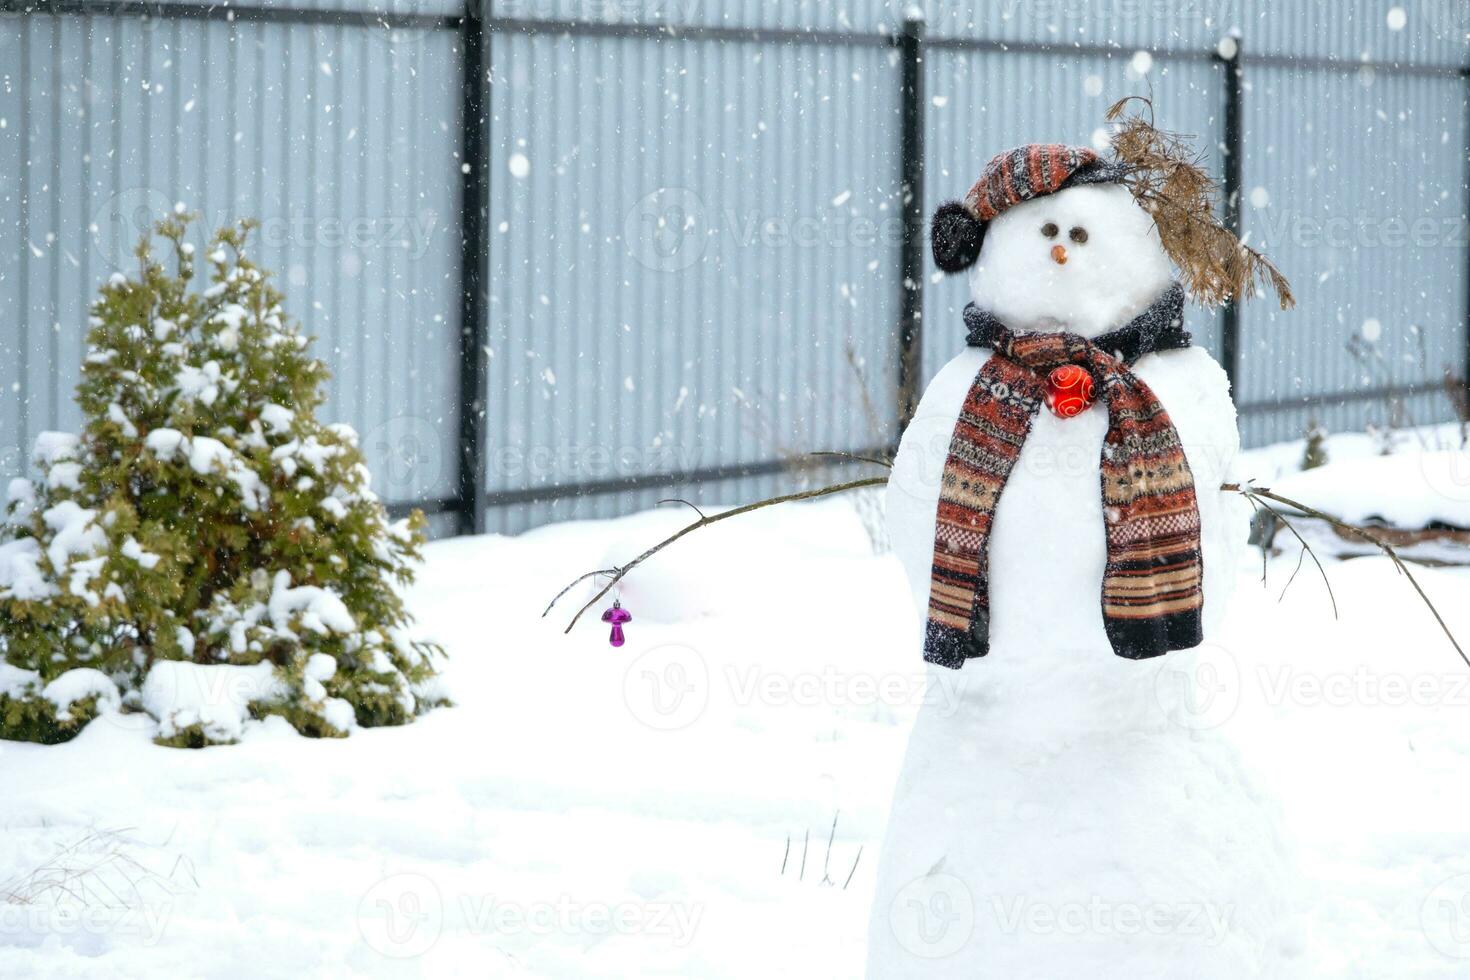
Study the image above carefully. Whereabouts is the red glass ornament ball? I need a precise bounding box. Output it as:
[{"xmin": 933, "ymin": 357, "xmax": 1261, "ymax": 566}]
[{"xmin": 1044, "ymin": 365, "xmax": 1096, "ymax": 419}]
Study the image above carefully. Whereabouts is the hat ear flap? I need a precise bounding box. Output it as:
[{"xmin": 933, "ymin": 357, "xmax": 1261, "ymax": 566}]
[{"xmin": 930, "ymin": 201, "xmax": 985, "ymax": 273}]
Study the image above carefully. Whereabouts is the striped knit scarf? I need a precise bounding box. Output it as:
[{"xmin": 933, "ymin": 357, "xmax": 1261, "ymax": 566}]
[{"xmin": 924, "ymin": 283, "xmax": 1204, "ymax": 668}]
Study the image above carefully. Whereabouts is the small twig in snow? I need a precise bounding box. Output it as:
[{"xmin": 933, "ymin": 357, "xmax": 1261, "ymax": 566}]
[
  {"xmin": 821, "ymin": 811, "xmax": 840, "ymax": 886},
  {"xmin": 844, "ymin": 846, "xmax": 863, "ymax": 891}
]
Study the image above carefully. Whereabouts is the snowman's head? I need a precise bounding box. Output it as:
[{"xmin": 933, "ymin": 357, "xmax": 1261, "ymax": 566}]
[
  {"xmin": 968, "ymin": 183, "xmax": 1173, "ymax": 338},
  {"xmin": 931, "ymin": 143, "xmax": 1174, "ymax": 339}
]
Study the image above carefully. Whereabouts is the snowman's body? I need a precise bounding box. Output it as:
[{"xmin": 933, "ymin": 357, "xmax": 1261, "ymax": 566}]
[{"xmin": 865, "ymin": 183, "xmax": 1290, "ymax": 977}]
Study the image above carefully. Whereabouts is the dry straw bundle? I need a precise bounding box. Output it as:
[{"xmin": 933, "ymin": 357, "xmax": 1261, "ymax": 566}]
[{"xmin": 1106, "ymin": 96, "xmax": 1295, "ymax": 310}]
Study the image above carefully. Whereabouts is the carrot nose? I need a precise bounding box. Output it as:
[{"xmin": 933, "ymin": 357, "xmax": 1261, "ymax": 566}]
[{"xmin": 1051, "ymin": 244, "xmax": 1068, "ymax": 265}]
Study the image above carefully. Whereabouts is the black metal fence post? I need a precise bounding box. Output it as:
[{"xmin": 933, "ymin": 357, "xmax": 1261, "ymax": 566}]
[
  {"xmin": 1463, "ymin": 66, "xmax": 1470, "ymax": 403},
  {"xmin": 1217, "ymin": 35, "xmax": 1244, "ymax": 393},
  {"xmin": 457, "ymin": 0, "xmax": 490, "ymax": 536},
  {"xmin": 897, "ymin": 13, "xmax": 926, "ymax": 435}
]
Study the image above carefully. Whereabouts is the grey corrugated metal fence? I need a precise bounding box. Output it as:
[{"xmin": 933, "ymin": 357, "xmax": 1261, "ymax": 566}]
[{"xmin": 2, "ymin": 1, "xmax": 1468, "ymax": 536}]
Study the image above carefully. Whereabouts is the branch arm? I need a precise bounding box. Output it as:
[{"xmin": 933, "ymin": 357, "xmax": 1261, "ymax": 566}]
[{"xmin": 554, "ymin": 476, "xmax": 889, "ymax": 633}]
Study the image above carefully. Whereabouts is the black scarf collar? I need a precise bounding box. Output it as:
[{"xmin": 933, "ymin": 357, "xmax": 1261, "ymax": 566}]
[{"xmin": 964, "ymin": 281, "xmax": 1190, "ymax": 365}]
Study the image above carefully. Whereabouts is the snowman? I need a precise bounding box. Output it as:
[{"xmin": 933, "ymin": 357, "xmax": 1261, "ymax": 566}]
[{"xmin": 867, "ymin": 141, "xmax": 1295, "ymax": 977}]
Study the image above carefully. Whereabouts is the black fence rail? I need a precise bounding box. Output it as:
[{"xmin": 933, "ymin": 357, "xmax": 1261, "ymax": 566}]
[{"xmin": 4, "ymin": 1, "xmax": 1469, "ymax": 535}]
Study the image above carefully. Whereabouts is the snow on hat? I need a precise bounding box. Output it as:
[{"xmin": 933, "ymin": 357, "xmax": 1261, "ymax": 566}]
[{"xmin": 931, "ymin": 143, "xmax": 1128, "ymax": 274}]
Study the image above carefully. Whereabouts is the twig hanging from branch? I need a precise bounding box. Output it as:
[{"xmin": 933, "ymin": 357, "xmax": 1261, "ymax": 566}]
[
  {"xmin": 1225, "ymin": 483, "xmax": 1468, "ymax": 669},
  {"xmin": 541, "ymin": 568, "xmax": 620, "ymax": 619},
  {"xmin": 1246, "ymin": 494, "xmax": 1338, "ymax": 618}
]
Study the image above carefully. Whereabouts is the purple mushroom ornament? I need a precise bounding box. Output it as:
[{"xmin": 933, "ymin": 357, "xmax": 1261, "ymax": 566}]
[{"xmin": 601, "ymin": 599, "xmax": 632, "ymax": 648}]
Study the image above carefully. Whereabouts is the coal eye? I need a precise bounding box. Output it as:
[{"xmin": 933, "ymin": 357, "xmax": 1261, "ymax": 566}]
[
  {"xmin": 1069, "ymin": 226, "xmax": 1089, "ymax": 243},
  {"xmin": 1040, "ymin": 222, "xmax": 1059, "ymax": 238}
]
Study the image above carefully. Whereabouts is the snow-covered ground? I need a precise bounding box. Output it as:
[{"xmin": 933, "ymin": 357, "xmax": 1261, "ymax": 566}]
[{"xmin": 5, "ymin": 436, "xmax": 1470, "ymax": 978}]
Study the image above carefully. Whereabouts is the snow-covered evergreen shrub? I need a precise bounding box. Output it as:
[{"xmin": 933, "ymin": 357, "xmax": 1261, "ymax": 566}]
[{"xmin": 0, "ymin": 212, "xmax": 445, "ymax": 746}]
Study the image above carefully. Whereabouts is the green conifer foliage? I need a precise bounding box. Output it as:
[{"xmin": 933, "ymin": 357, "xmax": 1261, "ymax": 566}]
[{"xmin": 0, "ymin": 214, "xmax": 445, "ymax": 745}]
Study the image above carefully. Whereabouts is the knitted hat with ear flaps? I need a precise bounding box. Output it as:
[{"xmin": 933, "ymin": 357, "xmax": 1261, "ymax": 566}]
[{"xmin": 930, "ymin": 143, "xmax": 1129, "ymax": 274}]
